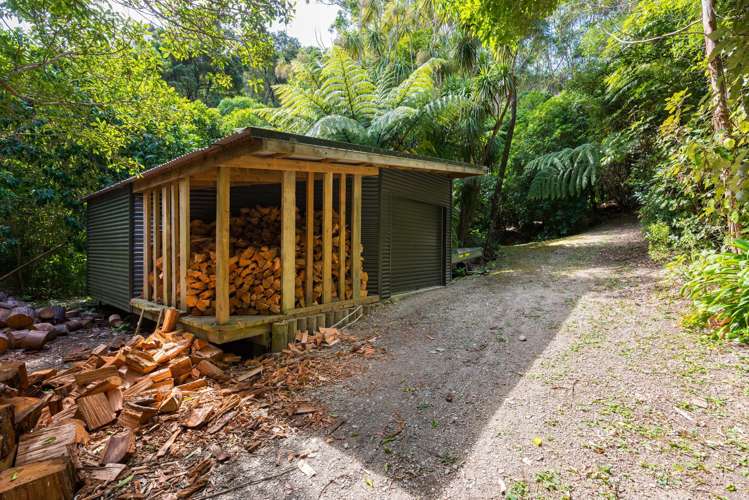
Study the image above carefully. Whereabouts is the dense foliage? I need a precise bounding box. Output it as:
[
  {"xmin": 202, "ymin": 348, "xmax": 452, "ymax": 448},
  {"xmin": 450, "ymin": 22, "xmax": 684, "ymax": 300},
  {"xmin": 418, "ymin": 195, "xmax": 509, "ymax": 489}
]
[{"xmin": 2, "ymin": 0, "xmax": 748, "ymax": 343}]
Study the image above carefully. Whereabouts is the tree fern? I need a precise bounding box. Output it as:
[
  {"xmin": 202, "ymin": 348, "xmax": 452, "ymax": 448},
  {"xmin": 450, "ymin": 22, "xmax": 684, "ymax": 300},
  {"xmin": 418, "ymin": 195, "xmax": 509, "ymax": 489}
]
[
  {"xmin": 526, "ymin": 143, "xmax": 600, "ymax": 200},
  {"xmin": 320, "ymin": 48, "xmax": 378, "ymax": 123}
]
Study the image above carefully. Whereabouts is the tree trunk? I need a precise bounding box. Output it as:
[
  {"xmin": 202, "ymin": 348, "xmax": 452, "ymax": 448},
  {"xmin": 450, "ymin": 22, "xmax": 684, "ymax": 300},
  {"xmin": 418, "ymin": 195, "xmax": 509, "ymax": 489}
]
[
  {"xmin": 701, "ymin": 0, "xmax": 739, "ymax": 239},
  {"xmin": 457, "ymin": 177, "xmax": 482, "ymax": 246},
  {"xmin": 483, "ymin": 86, "xmax": 517, "ymax": 260},
  {"xmin": 701, "ymin": 0, "xmax": 731, "ymax": 132}
]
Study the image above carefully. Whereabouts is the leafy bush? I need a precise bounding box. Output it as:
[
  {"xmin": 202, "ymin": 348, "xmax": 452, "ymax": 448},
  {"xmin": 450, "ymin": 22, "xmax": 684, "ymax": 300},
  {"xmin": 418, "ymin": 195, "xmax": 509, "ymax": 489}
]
[
  {"xmin": 680, "ymin": 240, "xmax": 749, "ymax": 343},
  {"xmin": 644, "ymin": 222, "xmax": 671, "ymax": 262}
]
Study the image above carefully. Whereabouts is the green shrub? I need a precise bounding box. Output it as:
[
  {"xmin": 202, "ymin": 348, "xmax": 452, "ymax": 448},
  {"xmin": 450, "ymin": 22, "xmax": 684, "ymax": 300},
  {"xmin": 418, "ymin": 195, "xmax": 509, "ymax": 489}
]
[
  {"xmin": 645, "ymin": 222, "xmax": 671, "ymax": 262},
  {"xmin": 680, "ymin": 239, "xmax": 749, "ymax": 343}
]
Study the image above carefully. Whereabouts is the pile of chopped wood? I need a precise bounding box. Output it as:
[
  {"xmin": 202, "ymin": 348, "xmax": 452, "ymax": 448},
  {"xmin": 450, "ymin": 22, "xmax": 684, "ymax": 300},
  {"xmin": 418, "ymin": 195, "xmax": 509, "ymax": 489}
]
[
  {"xmin": 151, "ymin": 205, "xmax": 368, "ymax": 316},
  {"xmin": 0, "ymin": 307, "xmax": 366, "ymax": 499},
  {"xmin": 0, "ymin": 294, "xmax": 95, "ymax": 353}
]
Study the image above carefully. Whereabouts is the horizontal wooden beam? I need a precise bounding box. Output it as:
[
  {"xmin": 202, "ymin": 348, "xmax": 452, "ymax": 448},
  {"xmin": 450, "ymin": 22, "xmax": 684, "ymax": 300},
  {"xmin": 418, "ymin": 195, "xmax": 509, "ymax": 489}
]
[{"xmin": 219, "ymin": 156, "xmax": 379, "ymax": 176}]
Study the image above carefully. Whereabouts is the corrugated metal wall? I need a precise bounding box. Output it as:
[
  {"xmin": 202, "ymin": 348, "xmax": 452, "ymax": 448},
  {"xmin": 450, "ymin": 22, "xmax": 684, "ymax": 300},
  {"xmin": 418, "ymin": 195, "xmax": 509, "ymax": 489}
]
[
  {"xmin": 376, "ymin": 170, "xmax": 452, "ymax": 298},
  {"xmin": 361, "ymin": 176, "xmax": 380, "ymax": 296},
  {"xmin": 132, "ymin": 193, "xmax": 143, "ymax": 298},
  {"xmin": 87, "ymin": 186, "xmax": 133, "ymax": 311}
]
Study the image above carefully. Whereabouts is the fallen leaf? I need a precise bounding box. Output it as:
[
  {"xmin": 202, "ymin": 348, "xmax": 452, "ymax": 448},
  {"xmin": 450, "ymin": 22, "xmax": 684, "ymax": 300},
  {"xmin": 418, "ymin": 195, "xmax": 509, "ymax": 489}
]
[{"xmin": 532, "ymin": 436, "xmax": 543, "ymax": 447}]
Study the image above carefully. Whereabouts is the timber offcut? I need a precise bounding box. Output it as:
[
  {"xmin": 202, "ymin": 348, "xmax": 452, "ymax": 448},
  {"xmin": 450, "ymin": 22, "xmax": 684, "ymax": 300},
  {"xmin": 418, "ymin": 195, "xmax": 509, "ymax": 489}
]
[{"xmin": 84, "ymin": 127, "xmax": 484, "ymax": 346}]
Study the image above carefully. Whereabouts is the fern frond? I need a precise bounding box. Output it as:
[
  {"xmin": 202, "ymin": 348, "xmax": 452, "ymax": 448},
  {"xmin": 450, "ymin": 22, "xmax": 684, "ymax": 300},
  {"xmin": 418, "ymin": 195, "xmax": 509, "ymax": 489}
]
[
  {"xmin": 367, "ymin": 106, "xmax": 419, "ymax": 147},
  {"xmin": 307, "ymin": 115, "xmax": 369, "ymax": 145},
  {"xmin": 320, "ymin": 48, "xmax": 378, "ymax": 123},
  {"xmin": 527, "ymin": 143, "xmax": 601, "ymax": 200},
  {"xmin": 386, "ymin": 58, "xmax": 445, "ymax": 108}
]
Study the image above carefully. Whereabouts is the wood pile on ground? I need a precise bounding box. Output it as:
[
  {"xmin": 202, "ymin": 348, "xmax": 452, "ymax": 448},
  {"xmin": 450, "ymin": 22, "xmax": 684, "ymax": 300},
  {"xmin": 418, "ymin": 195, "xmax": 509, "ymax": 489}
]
[
  {"xmin": 150, "ymin": 205, "xmax": 368, "ymax": 315},
  {"xmin": 0, "ymin": 306, "xmax": 378, "ymax": 499},
  {"xmin": 0, "ymin": 292, "xmax": 103, "ymax": 354}
]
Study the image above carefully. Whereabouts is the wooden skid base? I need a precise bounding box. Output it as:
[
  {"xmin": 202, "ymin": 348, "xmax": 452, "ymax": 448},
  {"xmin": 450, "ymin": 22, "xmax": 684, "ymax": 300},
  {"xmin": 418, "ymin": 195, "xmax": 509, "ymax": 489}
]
[{"xmin": 130, "ymin": 297, "xmax": 378, "ymax": 344}]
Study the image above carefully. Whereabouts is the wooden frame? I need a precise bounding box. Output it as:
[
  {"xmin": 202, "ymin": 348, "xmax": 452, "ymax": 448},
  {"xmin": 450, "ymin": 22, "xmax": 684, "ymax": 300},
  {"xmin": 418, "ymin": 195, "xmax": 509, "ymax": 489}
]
[{"xmin": 136, "ymin": 157, "xmax": 369, "ymax": 339}]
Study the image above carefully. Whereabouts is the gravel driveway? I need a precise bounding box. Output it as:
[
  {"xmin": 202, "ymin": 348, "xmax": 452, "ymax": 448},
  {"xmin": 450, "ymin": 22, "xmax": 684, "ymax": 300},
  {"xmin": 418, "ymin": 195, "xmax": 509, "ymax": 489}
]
[{"xmin": 213, "ymin": 217, "xmax": 749, "ymax": 499}]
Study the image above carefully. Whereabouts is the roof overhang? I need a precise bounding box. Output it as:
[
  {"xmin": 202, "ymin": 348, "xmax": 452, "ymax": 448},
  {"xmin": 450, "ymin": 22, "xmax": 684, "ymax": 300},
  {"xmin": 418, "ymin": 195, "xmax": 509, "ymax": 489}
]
[{"xmin": 85, "ymin": 127, "xmax": 486, "ymax": 201}]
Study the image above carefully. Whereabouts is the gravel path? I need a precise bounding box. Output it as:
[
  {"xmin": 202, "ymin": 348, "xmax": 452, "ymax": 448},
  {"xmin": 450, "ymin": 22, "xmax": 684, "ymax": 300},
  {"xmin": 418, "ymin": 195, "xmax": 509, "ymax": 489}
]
[{"xmin": 214, "ymin": 217, "xmax": 749, "ymax": 499}]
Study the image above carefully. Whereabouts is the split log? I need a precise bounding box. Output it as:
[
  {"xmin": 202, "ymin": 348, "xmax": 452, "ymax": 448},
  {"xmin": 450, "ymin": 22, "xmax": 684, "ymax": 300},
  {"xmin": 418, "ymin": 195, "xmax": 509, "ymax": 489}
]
[
  {"xmin": 0, "ymin": 458, "xmax": 75, "ymax": 500},
  {"xmin": 15, "ymin": 422, "xmax": 87, "ymax": 466},
  {"xmin": 76, "ymin": 393, "xmax": 115, "ymax": 430},
  {"xmin": 158, "ymin": 388, "xmax": 183, "ymax": 413},
  {"xmin": 6, "ymin": 306, "xmax": 35, "ymax": 330},
  {"xmin": 2, "ymin": 397, "xmax": 45, "ymax": 434},
  {"xmin": 196, "ymin": 360, "xmax": 227, "ymax": 382},
  {"xmin": 27, "ymin": 368, "xmax": 57, "ymax": 386},
  {"xmin": 74, "ymin": 366, "xmax": 120, "ymax": 386},
  {"xmin": 0, "ymin": 363, "xmax": 28, "ymax": 391},
  {"xmin": 161, "ymin": 308, "xmax": 179, "ymax": 333}
]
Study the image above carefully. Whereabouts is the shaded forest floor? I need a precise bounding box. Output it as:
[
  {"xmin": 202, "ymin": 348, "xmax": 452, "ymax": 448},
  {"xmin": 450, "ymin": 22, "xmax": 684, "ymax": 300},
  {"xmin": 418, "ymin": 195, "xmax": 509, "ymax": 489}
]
[{"xmin": 212, "ymin": 217, "xmax": 749, "ymax": 499}]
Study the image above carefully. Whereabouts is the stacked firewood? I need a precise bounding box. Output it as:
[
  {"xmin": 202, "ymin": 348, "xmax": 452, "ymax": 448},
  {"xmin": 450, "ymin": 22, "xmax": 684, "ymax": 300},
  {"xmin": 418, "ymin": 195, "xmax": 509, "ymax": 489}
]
[{"xmin": 152, "ymin": 205, "xmax": 368, "ymax": 316}]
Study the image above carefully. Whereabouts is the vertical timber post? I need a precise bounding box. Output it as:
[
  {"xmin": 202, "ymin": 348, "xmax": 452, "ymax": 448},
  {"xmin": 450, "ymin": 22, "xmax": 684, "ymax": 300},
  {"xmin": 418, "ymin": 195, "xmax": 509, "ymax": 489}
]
[
  {"xmin": 143, "ymin": 190, "xmax": 151, "ymax": 301},
  {"xmin": 322, "ymin": 172, "xmax": 333, "ymax": 303},
  {"xmin": 179, "ymin": 177, "xmax": 190, "ymax": 311},
  {"xmin": 215, "ymin": 167, "xmax": 230, "ymax": 324},
  {"xmin": 153, "ymin": 190, "xmax": 160, "ymax": 303},
  {"xmin": 352, "ymin": 174, "xmax": 362, "ymax": 301},
  {"xmin": 338, "ymin": 173, "xmax": 346, "ymax": 300},
  {"xmin": 170, "ymin": 182, "xmax": 178, "ymax": 306},
  {"xmin": 305, "ymin": 172, "xmax": 314, "ymax": 307},
  {"xmin": 161, "ymin": 185, "xmax": 171, "ymax": 306},
  {"xmin": 281, "ymin": 170, "xmax": 296, "ymax": 313}
]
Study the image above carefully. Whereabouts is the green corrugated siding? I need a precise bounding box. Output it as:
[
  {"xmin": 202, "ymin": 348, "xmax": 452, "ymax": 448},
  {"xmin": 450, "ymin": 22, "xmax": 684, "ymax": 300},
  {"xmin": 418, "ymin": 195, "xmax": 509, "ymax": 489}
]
[
  {"xmin": 378, "ymin": 170, "xmax": 451, "ymax": 298},
  {"xmin": 87, "ymin": 186, "xmax": 133, "ymax": 311}
]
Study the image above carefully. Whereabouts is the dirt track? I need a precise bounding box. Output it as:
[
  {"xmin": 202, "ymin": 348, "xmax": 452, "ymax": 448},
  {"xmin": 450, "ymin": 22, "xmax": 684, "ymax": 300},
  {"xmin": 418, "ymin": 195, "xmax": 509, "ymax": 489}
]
[{"xmin": 198, "ymin": 218, "xmax": 748, "ymax": 498}]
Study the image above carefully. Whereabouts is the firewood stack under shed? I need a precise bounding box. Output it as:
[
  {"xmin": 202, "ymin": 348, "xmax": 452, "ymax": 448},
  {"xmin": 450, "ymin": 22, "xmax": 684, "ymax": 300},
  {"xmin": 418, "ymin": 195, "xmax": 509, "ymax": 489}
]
[{"xmin": 150, "ymin": 205, "xmax": 368, "ymax": 316}]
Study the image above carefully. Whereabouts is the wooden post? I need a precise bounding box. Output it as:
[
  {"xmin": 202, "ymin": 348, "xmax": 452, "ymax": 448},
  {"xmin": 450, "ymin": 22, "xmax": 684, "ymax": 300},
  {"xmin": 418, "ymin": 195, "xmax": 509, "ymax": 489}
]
[
  {"xmin": 322, "ymin": 172, "xmax": 333, "ymax": 303},
  {"xmin": 161, "ymin": 185, "xmax": 171, "ymax": 306},
  {"xmin": 305, "ymin": 172, "xmax": 314, "ymax": 306},
  {"xmin": 179, "ymin": 177, "xmax": 190, "ymax": 311},
  {"xmin": 281, "ymin": 170, "xmax": 296, "ymax": 313},
  {"xmin": 143, "ymin": 191, "xmax": 151, "ymax": 301},
  {"xmin": 352, "ymin": 174, "xmax": 362, "ymax": 301},
  {"xmin": 152, "ymin": 190, "xmax": 160, "ymax": 303},
  {"xmin": 338, "ymin": 174, "xmax": 346, "ymax": 300},
  {"xmin": 170, "ymin": 182, "xmax": 178, "ymax": 306},
  {"xmin": 215, "ymin": 167, "xmax": 230, "ymax": 324}
]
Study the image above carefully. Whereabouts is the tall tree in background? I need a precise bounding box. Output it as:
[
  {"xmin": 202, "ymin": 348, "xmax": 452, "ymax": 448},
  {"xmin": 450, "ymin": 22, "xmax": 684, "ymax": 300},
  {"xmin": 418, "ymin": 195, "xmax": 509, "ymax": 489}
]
[{"xmin": 441, "ymin": 0, "xmax": 561, "ymax": 258}]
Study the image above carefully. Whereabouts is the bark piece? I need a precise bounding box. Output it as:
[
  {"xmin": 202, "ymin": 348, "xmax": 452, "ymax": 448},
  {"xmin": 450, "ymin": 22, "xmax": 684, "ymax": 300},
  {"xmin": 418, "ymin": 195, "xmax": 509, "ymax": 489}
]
[
  {"xmin": 0, "ymin": 458, "xmax": 75, "ymax": 500},
  {"xmin": 156, "ymin": 428, "xmax": 181, "ymax": 458},
  {"xmin": 99, "ymin": 429, "xmax": 134, "ymax": 464},
  {"xmin": 183, "ymin": 406, "xmax": 212, "ymax": 429},
  {"xmin": 88, "ymin": 463, "xmax": 126, "ymax": 482},
  {"xmin": 0, "ymin": 404, "xmax": 16, "ymax": 472}
]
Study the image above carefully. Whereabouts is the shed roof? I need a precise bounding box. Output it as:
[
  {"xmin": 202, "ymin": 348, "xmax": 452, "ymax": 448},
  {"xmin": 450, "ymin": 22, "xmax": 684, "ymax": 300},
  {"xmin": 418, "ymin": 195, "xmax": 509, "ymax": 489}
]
[{"xmin": 85, "ymin": 127, "xmax": 485, "ymax": 200}]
